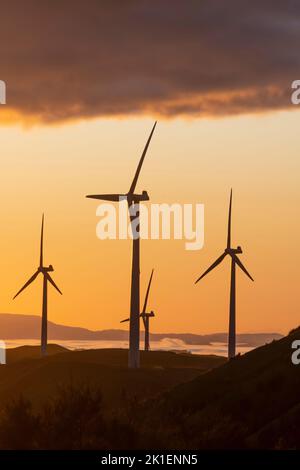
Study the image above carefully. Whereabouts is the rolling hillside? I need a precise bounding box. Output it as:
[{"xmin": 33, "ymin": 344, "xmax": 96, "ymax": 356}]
[
  {"xmin": 0, "ymin": 328, "xmax": 298, "ymax": 449},
  {"xmin": 138, "ymin": 326, "xmax": 300, "ymax": 449},
  {"xmin": 0, "ymin": 346, "xmax": 225, "ymax": 411}
]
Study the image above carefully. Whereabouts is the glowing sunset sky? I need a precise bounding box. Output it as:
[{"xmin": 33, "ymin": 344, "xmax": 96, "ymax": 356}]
[{"xmin": 0, "ymin": 1, "xmax": 299, "ymax": 334}]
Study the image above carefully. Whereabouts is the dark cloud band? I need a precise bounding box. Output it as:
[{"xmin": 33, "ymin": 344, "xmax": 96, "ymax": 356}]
[{"xmin": 0, "ymin": 0, "xmax": 298, "ymax": 123}]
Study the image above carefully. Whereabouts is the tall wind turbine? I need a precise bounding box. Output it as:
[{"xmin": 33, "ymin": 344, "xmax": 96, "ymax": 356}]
[
  {"xmin": 195, "ymin": 190, "xmax": 254, "ymax": 359},
  {"xmin": 121, "ymin": 269, "xmax": 155, "ymax": 352},
  {"xmin": 13, "ymin": 215, "xmax": 62, "ymax": 356},
  {"xmin": 86, "ymin": 122, "xmax": 157, "ymax": 368}
]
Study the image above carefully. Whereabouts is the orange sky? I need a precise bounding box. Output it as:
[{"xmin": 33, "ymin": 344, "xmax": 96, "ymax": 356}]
[{"xmin": 0, "ymin": 111, "xmax": 299, "ymax": 335}]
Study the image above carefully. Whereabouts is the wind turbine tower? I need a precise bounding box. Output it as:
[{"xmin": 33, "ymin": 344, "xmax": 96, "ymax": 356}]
[
  {"xmin": 13, "ymin": 215, "xmax": 62, "ymax": 356},
  {"xmin": 121, "ymin": 269, "xmax": 155, "ymax": 352},
  {"xmin": 87, "ymin": 122, "xmax": 157, "ymax": 368},
  {"xmin": 195, "ymin": 190, "xmax": 253, "ymax": 359}
]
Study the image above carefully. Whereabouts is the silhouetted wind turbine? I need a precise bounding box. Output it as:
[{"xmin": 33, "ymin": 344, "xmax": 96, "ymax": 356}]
[
  {"xmin": 86, "ymin": 122, "xmax": 157, "ymax": 368},
  {"xmin": 195, "ymin": 190, "xmax": 254, "ymax": 359},
  {"xmin": 121, "ymin": 269, "xmax": 155, "ymax": 351},
  {"xmin": 13, "ymin": 215, "xmax": 62, "ymax": 356}
]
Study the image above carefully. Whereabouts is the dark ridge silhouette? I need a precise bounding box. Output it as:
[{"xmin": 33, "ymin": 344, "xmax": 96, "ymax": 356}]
[
  {"xmin": 6, "ymin": 344, "xmax": 68, "ymax": 363},
  {"xmin": 135, "ymin": 328, "xmax": 300, "ymax": 449},
  {"xmin": 195, "ymin": 190, "xmax": 253, "ymax": 359},
  {"xmin": 0, "ymin": 328, "xmax": 298, "ymax": 449},
  {"xmin": 13, "ymin": 215, "xmax": 62, "ymax": 356},
  {"xmin": 0, "ymin": 346, "xmax": 225, "ymax": 419},
  {"xmin": 86, "ymin": 122, "xmax": 157, "ymax": 369}
]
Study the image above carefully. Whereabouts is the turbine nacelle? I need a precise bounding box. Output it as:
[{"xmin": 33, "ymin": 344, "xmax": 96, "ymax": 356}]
[
  {"xmin": 141, "ymin": 310, "xmax": 155, "ymax": 318},
  {"xmin": 225, "ymin": 246, "xmax": 242, "ymax": 256},
  {"xmin": 86, "ymin": 190, "xmax": 150, "ymax": 204},
  {"xmin": 121, "ymin": 309, "xmax": 155, "ymax": 323},
  {"xmin": 39, "ymin": 264, "xmax": 54, "ymax": 273},
  {"xmin": 127, "ymin": 190, "xmax": 149, "ymax": 203}
]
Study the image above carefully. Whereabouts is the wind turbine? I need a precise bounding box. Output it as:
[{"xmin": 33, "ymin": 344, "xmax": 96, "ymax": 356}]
[
  {"xmin": 121, "ymin": 269, "xmax": 155, "ymax": 352},
  {"xmin": 86, "ymin": 122, "xmax": 157, "ymax": 368},
  {"xmin": 195, "ymin": 190, "xmax": 254, "ymax": 359},
  {"xmin": 13, "ymin": 215, "xmax": 62, "ymax": 356}
]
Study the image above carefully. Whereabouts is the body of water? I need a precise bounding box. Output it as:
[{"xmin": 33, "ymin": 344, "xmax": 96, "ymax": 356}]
[{"xmin": 3, "ymin": 338, "xmax": 253, "ymax": 357}]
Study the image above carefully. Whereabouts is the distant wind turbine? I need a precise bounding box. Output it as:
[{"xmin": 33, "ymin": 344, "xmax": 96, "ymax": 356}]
[
  {"xmin": 121, "ymin": 269, "xmax": 155, "ymax": 352},
  {"xmin": 86, "ymin": 122, "xmax": 157, "ymax": 368},
  {"xmin": 195, "ymin": 190, "xmax": 254, "ymax": 359},
  {"xmin": 13, "ymin": 215, "xmax": 62, "ymax": 356}
]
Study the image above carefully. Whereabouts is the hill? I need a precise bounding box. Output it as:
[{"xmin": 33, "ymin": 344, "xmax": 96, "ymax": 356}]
[
  {"xmin": 0, "ymin": 327, "xmax": 299, "ymax": 449},
  {"xmin": 137, "ymin": 326, "xmax": 300, "ymax": 449},
  {"xmin": 0, "ymin": 313, "xmax": 282, "ymax": 346},
  {"xmin": 0, "ymin": 346, "xmax": 225, "ymax": 411}
]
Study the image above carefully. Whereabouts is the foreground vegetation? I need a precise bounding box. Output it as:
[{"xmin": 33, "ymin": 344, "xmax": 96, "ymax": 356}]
[{"xmin": 0, "ymin": 330, "xmax": 299, "ymax": 449}]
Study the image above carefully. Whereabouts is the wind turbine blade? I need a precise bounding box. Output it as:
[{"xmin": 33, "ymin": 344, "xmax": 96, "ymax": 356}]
[
  {"xmin": 86, "ymin": 194, "xmax": 125, "ymax": 202},
  {"xmin": 138, "ymin": 312, "xmax": 147, "ymax": 328},
  {"xmin": 142, "ymin": 269, "xmax": 154, "ymax": 314},
  {"xmin": 46, "ymin": 273, "xmax": 63, "ymax": 294},
  {"xmin": 233, "ymin": 255, "xmax": 254, "ymax": 281},
  {"xmin": 195, "ymin": 253, "xmax": 227, "ymax": 284},
  {"xmin": 122, "ymin": 314, "xmax": 146, "ymax": 326},
  {"xmin": 40, "ymin": 214, "xmax": 44, "ymax": 268},
  {"xmin": 227, "ymin": 189, "xmax": 232, "ymax": 248},
  {"xmin": 129, "ymin": 121, "xmax": 157, "ymax": 194},
  {"xmin": 13, "ymin": 270, "xmax": 40, "ymax": 299}
]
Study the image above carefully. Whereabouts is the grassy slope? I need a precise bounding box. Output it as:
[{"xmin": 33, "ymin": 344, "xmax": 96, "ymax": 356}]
[
  {"xmin": 0, "ymin": 346, "xmax": 225, "ymax": 411},
  {"xmin": 141, "ymin": 328, "xmax": 300, "ymax": 448},
  {"xmin": 1, "ymin": 333, "xmax": 299, "ymax": 449}
]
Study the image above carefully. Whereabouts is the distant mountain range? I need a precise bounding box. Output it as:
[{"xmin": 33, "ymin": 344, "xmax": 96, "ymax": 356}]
[{"xmin": 0, "ymin": 313, "xmax": 283, "ymax": 347}]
